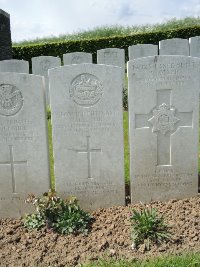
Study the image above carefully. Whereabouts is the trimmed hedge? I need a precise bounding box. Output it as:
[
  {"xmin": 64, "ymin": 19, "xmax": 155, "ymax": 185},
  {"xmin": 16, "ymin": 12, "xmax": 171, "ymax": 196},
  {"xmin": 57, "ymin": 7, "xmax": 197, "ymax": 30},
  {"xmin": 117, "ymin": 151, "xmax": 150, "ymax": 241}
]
[{"xmin": 13, "ymin": 25, "xmax": 200, "ymax": 63}]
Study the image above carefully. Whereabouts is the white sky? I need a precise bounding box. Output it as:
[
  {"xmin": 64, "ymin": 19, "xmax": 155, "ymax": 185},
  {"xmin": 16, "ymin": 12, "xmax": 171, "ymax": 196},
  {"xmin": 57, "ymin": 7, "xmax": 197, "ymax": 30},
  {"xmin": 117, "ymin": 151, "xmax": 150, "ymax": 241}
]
[{"xmin": 0, "ymin": 0, "xmax": 200, "ymax": 42}]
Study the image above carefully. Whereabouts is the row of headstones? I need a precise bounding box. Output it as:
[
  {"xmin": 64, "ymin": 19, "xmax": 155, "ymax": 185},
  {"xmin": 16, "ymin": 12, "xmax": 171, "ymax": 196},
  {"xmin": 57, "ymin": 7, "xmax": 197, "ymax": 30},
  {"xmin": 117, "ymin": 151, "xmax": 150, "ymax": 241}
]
[
  {"xmin": 5, "ymin": 36, "xmax": 200, "ymax": 71},
  {"xmin": 0, "ymin": 55, "xmax": 199, "ymax": 218},
  {"xmin": 3, "ymin": 37, "xmax": 200, "ymax": 73},
  {"xmin": 7, "ymin": 36, "xmax": 200, "ymax": 70},
  {"xmin": 2, "ymin": 36, "xmax": 200, "ymax": 106}
]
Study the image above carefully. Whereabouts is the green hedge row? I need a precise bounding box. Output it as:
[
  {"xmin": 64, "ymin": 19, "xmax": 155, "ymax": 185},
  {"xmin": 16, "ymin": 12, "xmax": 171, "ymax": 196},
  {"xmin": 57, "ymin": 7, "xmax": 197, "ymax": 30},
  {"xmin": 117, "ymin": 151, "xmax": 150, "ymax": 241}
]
[{"xmin": 13, "ymin": 25, "xmax": 200, "ymax": 63}]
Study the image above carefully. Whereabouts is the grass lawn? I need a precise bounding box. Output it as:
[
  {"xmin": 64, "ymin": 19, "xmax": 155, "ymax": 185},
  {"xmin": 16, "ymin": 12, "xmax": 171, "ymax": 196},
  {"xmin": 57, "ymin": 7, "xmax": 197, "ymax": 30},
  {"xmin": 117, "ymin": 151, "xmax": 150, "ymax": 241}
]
[
  {"xmin": 47, "ymin": 120, "xmax": 55, "ymax": 189},
  {"xmin": 81, "ymin": 252, "xmax": 200, "ymax": 267},
  {"xmin": 123, "ymin": 111, "xmax": 129, "ymax": 184}
]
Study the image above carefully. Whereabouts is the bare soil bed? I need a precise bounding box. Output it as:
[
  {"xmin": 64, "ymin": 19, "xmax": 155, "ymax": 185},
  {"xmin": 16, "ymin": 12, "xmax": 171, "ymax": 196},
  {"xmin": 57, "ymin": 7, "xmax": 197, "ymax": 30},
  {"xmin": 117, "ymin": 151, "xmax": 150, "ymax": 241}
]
[{"xmin": 0, "ymin": 195, "xmax": 200, "ymax": 267}]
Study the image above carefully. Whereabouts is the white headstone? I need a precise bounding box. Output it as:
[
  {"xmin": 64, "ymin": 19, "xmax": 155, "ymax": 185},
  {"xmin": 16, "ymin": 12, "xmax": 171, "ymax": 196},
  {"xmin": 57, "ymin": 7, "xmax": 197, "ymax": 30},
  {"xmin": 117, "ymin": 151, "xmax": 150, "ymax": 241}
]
[
  {"xmin": 49, "ymin": 64, "xmax": 125, "ymax": 210},
  {"xmin": 0, "ymin": 73, "xmax": 50, "ymax": 218},
  {"xmin": 159, "ymin": 38, "xmax": 189, "ymax": 56},
  {"xmin": 190, "ymin": 36, "xmax": 200, "ymax": 190},
  {"xmin": 128, "ymin": 56, "xmax": 199, "ymax": 203},
  {"xmin": 97, "ymin": 48, "xmax": 125, "ymax": 80},
  {"xmin": 31, "ymin": 56, "xmax": 61, "ymax": 105},
  {"xmin": 189, "ymin": 36, "xmax": 200, "ymax": 57},
  {"xmin": 0, "ymin": 59, "xmax": 29, "ymax": 73},
  {"xmin": 63, "ymin": 52, "xmax": 92, "ymax": 65},
  {"xmin": 128, "ymin": 44, "xmax": 158, "ymax": 60}
]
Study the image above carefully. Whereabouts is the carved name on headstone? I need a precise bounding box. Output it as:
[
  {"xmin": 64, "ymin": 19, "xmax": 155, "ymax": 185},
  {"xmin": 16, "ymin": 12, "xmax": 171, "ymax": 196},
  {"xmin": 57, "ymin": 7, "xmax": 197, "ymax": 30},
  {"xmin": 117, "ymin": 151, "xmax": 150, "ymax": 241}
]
[
  {"xmin": 0, "ymin": 73, "xmax": 50, "ymax": 218},
  {"xmin": 49, "ymin": 64, "xmax": 125, "ymax": 210},
  {"xmin": 128, "ymin": 56, "xmax": 200, "ymax": 203}
]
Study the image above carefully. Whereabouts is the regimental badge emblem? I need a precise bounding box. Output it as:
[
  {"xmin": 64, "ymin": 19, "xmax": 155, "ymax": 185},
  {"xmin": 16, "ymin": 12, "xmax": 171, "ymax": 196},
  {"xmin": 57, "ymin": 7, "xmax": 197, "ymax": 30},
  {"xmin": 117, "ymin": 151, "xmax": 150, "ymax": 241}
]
[
  {"xmin": 70, "ymin": 74, "xmax": 103, "ymax": 107},
  {"xmin": 0, "ymin": 84, "xmax": 23, "ymax": 116},
  {"xmin": 148, "ymin": 103, "xmax": 180, "ymax": 134}
]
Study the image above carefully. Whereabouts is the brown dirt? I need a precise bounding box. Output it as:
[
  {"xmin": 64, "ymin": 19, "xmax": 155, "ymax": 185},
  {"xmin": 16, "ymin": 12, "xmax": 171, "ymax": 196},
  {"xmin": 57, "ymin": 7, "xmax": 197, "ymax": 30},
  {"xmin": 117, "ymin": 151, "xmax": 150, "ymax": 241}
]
[{"xmin": 0, "ymin": 195, "xmax": 200, "ymax": 267}]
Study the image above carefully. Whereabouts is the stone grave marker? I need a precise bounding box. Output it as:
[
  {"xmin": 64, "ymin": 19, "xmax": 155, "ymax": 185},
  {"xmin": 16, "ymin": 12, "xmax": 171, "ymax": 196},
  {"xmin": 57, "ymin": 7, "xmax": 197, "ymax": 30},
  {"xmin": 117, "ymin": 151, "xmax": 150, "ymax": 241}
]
[
  {"xmin": 0, "ymin": 9, "xmax": 12, "ymax": 60},
  {"xmin": 128, "ymin": 55, "xmax": 199, "ymax": 203},
  {"xmin": 128, "ymin": 44, "xmax": 158, "ymax": 60},
  {"xmin": 63, "ymin": 52, "xmax": 92, "ymax": 65},
  {"xmin": 189, "ymin": 36, "xmax": 200, "ymax": 190},
  {"xmin": 189, "ymin": 36, "xmax": 200, "ymax": 57},
  {"xmin": 32, "ymin": 56, "xmax": 61, "ymax": 105},
  {"xmin": 0, "ymin": 59, "xmax": 29, "ymax": 73},
  {"xmin": 0, "ymin": 73, "xmax": 50, "ymax": 217},
  {"xmin": 49, "ymin": 64, "xmax": 125, "ymax": 210},
  {"xmin": 159, "ymin": 38, "xmax": 189, "ymax": 56},
  {"xmin": 97, "ymin": 48, "xmax": 125, "ymax": 80}
]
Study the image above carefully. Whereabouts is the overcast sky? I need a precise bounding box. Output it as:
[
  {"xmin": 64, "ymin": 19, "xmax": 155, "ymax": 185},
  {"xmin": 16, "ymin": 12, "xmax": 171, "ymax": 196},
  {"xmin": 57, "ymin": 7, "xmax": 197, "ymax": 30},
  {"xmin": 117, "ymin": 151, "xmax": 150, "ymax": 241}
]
[{"xmin": 0, "ymin": 0, "xmax": 200, "ymax": 42}]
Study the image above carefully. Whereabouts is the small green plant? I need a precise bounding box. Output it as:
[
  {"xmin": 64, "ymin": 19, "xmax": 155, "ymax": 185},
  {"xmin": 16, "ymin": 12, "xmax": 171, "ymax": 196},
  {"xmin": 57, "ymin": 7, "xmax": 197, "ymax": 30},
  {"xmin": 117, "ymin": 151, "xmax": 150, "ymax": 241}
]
[
  {"xmin": 130, "ymin": 207, "xmax": 171, "ymax": 250},
  {"xmin": 23, "ymin": 213, "xmax": 45, "ymax": 230},
  {"xmin": 23, "ymin": 190, "xmax": 93, "ymax": 234}
]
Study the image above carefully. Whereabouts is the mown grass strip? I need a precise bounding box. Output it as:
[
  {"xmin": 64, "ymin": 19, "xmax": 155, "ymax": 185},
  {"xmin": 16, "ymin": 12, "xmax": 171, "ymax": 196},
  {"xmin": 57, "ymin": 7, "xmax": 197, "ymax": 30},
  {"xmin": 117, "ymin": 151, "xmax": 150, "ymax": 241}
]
[{"xmin": 81, "ymin": 252, "xmax": 200, "ymax": 267}]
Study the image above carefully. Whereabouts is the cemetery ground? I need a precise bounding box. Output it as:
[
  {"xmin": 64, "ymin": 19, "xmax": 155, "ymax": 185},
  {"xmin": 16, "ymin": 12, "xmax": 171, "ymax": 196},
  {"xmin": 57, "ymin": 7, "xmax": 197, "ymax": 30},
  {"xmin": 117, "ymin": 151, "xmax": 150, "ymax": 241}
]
[
  {"xmin": 0, "ymin": 111, "xmax": 200, "ymax": 266},
  {"xmin": 0, "ymin": 195, "xmax": 200, "ymax": 266}
]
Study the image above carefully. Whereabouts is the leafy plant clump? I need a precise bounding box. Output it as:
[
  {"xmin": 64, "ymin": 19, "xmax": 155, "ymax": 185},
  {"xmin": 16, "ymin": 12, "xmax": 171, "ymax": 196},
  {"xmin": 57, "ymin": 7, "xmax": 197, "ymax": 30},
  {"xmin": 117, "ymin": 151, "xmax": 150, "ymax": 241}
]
[
  {"xmin": 130, "ymin": 207, "xmax": 171, "ymax": 250},
  {"xmin": 23, "ymin": 190, "xmax": 93, "ymax": 234}
]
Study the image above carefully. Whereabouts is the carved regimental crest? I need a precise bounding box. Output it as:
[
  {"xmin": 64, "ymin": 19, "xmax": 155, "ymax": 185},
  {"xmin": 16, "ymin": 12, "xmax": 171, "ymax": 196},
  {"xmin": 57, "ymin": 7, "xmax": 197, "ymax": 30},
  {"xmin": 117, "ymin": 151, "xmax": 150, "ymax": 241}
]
[
  {"xmin": 70, "ymin": 74, "xmax": 103, "ymax": 107},
  {"xmin": 148, "ymin": 103, "xmax": 180, "ymax": 134},
  {"xmin": 0, "ymin": 84, "xmax": 23, "ymax": 116}
]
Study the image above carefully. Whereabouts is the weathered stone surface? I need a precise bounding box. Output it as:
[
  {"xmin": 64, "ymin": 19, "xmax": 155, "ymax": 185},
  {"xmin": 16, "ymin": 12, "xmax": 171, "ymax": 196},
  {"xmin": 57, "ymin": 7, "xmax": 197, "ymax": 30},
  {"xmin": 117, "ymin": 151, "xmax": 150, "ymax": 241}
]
[
  {"xmin": 63, "ymin": 52, "xmax": 92, "ymax": 65},
  {"xmin": 0, "ymin": 60, "xmax": 29, "ymax": 73},
  {"xmin": 128, "ymin": 56, "xmax": 199, "ymax": 203},
  {"xmin": 31, "ymin": 56, "xmax": 61, "ymax": 105},
  {"xmin": 128, "ymin": 44, "xmax": 158, "ymax": 60},
  {"xmin": 97, "ymin": 48, "xmax": 125, "ymax": 80},
  {"xmin": 0, "ymin": 73, "xmax": 50, "ymax": 218},
  {"xmin": 189, "ymin": 36, "xmax": 200, "ymax": 57},
  {"xmin": 159, "ymin": 38, "xmax": 189, "ymax": 56},
  {"xmin": 190, "ymin": 36, "xmax": 200, "ymax": 190},
  {"xmin": 49, "ymin": 64, "xmax": 125, "ymax": 210},
  {"xmin": 0, "ymin": 9, "xmax": 12, "ymax": 60}
]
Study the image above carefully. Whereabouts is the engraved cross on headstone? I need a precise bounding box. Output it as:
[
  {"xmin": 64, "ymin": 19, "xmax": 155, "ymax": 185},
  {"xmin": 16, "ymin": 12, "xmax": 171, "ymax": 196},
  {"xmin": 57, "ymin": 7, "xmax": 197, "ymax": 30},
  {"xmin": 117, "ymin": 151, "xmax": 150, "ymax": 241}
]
[
  {"xmin": 69, "ymin": 136, "xmax": 101, "ymax": 179},
  {"xmin": 0, "ymin": 145, "xmax": 27, "ymax": 193},
  {"xmin": 135, "ymin": 89, "xmax": 193, "ymax": 166}
]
